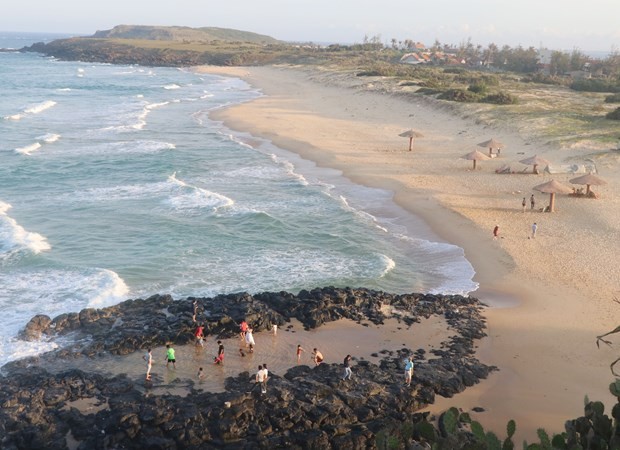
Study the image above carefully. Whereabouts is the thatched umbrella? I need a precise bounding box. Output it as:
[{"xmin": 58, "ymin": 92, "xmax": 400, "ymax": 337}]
[
  {"xmin": 533, "ymin": 179, "xmax": 573, "ymax": 212},
  {"xmin": 461, "ymin": 150, "xmax": 491, "ymax": 169},
  {"xmin": 519, "ymin": 155, "xmax": 550, "ymax": 174},
  {"xmin": 478, "ymin": 138, "xmax": 504, "ymax": 156},
  {"xmin": 399, "ymin": 129, "xmax": 424, "ymax": 151},
  {"xmin": 569, "ymin": 173, "xmax": 607, "ymax": 195}
]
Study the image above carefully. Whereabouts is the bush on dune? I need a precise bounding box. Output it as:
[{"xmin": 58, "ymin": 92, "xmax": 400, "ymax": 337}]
[{"xmin": 606, "ymin": 107, "xmax": 620, "ymax": 120}]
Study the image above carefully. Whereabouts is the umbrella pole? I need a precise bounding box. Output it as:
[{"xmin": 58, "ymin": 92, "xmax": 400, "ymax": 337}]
[
  {"xmin": 409, "ymin": 137, "xmax": 413, "ymax": 151},
  {"xmin": 473, "ymin": 160, "xmax": 477, "ymax": 170},
  {"xmin": 549, "ymin": 193, "xmax": 555, "ymax": 212},
  {"xmin": 586, "ymin": 184, "xmax": 591, "ymax": 195}
]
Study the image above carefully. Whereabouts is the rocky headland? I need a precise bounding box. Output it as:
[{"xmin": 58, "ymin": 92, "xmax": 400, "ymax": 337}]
[{"xmin": 0, "ymin": 288, "xmax": 495, "ymax": 449}]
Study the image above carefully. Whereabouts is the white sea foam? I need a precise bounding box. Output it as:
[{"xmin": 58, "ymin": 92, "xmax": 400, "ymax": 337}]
[
  {"xmin": 178, "ymin": 248, "xmax": 393, "ymax": 296},
  {"xmin": 15, "ymin": 142, "xmax": 42, "ymax": 155},
  {"xmin": 100, "ymin": 100, "xmax": 171, "ymax": 132},
  {"xmin": 57, "ymin": 88, "xmax": 72, "ymax": 92},
  {"xmin": 166, "ymin": 172, "xmax": 235, "ymax": 212},
  {"xmin": 0, "ymin": 201, "xmax": 51, "ymax": 256},
  {"xmin": 24, "ymin": 100, "xmax": 57, "ymax": 114},
  {"xmin": 163, "ymin": 84, "xmax": 181, "ymax": 90},
  {"xmin": 0, "ymin": 267, "xmax": 130, "ymax": 366},
  {"xmin": 78, "ymin": 140, "xmax": 176, "ymax": 156},
  {"xmin": 37, "ymin": 133, "xmax": 61, "ymax": 143},
  {"xmin": 396, "ymin": 234, "xmax": 478, "ymax": 295},
  {"xmin": 87, "ymin": 269, "xmax": 130, "ymax": 308},
  {"xmin": 378, "ymin": 254, "xmax": 396, "ymax": 277},
  {"xmin": 4, "ymin": 100, "xmax": 57, "ymax": 120}
]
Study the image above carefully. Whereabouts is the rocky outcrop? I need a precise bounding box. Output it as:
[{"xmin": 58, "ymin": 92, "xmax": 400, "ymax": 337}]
[
  {"xmin": 13, "ymin": 288, "xmax": 487, "ymax": 362},
  {"xmin": 21, "ymin": 38, "xmax": 286, "ymax": 67},
  {"xmin": 2, "ymin": 288, "xmax": 495, "ymax": 449}
]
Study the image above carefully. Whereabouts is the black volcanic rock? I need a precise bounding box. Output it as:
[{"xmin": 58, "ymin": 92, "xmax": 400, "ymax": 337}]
[{"xmin": 2, "ymin": 288, "xmax": 496, "ymax": 448}]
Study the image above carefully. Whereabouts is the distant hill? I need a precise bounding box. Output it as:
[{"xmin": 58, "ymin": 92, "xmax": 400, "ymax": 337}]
[{"xmin": 91, "ymin": 25, "xmax": 280, "ymax": 45}]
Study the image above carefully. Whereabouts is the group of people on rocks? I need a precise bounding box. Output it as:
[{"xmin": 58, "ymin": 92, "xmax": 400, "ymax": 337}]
[{"xmin": 143, "ymin": 316, "xmax": 417, "ymax": 389}]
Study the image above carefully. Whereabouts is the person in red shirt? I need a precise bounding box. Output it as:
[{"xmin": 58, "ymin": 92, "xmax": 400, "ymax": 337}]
[
  {"xmin": 239, "ymin": 320, "xmax": 248, "ymax": 339},
  {"xmin": 194, "ymin": 324, "xmax": 205, "ymax": 347}
]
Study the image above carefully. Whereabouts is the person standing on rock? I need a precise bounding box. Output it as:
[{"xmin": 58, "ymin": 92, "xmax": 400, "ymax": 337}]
[
  {"xmin": 144, "ymin": 348, "xmax": 153, "ymax": 381},
  {"xmin": 251, "ymin": 365, "xmax": 267, "ymax": 394},
  {"xmin": 262, "ymin": 363, "xmax": 269, "ymax": 388},
  {"xmin": 312, "ymin": 348, "xmax": 324, "ymax": 366},
  {"xmin": 493, "ymin": 224, "xmax": 499, "ymax": 240},
  {"xmin": 214, "ymin": 340, "xmax": 225, "ymax": 365},
  {"xmin": 165, "ymin": 344, "xmax": 176, "ymax": 369},
  {"xmin": 296, "ymin": 345, "xmax": 306, "ymax": 364},
  {"xmin": 342, "ymin": 354, "xmax": 353, "ymax": 381},
  {"xmin": 404, "ymin": 356, "xmax": 414, "ymax": 386}
]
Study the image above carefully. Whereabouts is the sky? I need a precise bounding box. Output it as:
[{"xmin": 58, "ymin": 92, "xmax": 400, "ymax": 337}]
[{"xmin": 2, "ymin": 0, "xmax": 620, "ymax": 53}]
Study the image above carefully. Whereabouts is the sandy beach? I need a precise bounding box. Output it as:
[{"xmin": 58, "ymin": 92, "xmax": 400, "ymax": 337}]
[{"xmin": 199, "ymin": 65, "xmax": 620, "ymax": 441}]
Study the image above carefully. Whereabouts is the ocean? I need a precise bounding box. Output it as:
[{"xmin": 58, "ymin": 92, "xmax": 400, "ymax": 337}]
[{"xmin": 0, "ymin": 32, "xmax": 477, "ymax": 366}]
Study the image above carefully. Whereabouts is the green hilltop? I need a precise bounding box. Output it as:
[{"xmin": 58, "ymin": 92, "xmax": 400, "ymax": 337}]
[{"xmin": 91, "ymin": 25, "xmax": 280, "ymax": 45}]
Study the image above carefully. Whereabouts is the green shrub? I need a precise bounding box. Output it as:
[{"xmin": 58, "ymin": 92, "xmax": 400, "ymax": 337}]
[
  {"xmin": 604, "ymin": 93, "xmax": 620, "ymax": 103},
  {"xmin": 606, "ymin": 107, "xmax": 620, "ymax": 120},
  {"xmin": 439, "ymin": 88, "xmax": 479, "ymax": 102},
  {"xmin": 571, "ymin": 78, "xmax": 620, "ymax": 93},
  {"xmin": 468, "ymin": 82, "xmax": 488, "ymax": 94},
  {"xmin": 483, "ymin": 91, "xmax": 518, "ymax": 105},
  {"xmin": 443, "ymin": 67, "xmax": 466, "ymax": 74}
]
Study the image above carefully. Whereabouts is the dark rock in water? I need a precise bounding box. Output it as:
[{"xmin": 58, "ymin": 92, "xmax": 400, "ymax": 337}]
[
  {"xmin": 2, "ymin": 287, "xmax": 496, "ymax": 448},
  {"xmin": 18, "ymin": 314, "xmax": 52, "ymax": 341}
]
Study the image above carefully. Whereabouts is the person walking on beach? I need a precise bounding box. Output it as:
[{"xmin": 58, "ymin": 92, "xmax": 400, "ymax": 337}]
[
  {"xmin": 531, "ymin": 222, "xmax": 538, "ymax": 239},
  {"xmin": 239, "ymin": 320, "xmax": 248, "ymax": 340},
  {"xmin": 493, "ymin": 225, "xmax": 499, "ymax": 240},
  {"xmin": 296, "ymin": 345, "xmax": 306, "ymax": 364},
  {"xmin": 144, "ymin": 348, "xmax": 153, "ymax": 380},
  {"xmin": 165, "ymin": 344, "xmax": 176, "ymax": 369},
  {"xmin": 214, "ymin": 340, "xmax": 225, "ymax": 365},
  {"xmin": 312, "ymin": 348, "xmax": 324, "ymax": 366},
  {"xmin": 342, "ymin": 354, "xmax": 353, "ymax": 381},
  {"xmin": 530, "ymin": 194, "xmax": 536, "ymax": 210},
  {"xmin": 521, "ymin": 197, "xmax": 526, "ymax": 213},
  {"xmin": 194, "ymin": 324, "xmax": 205, "ymax": 347},
  {"xmin": 197, "ymin": 367, "xmax": 204, "ymax": 380},
  {"xmin": 404, "ymin": 356, "xmax": 414, "ymax": 386},
  {"xmin": 245, "ymin": 327, "xmax": 255, "ymax": 353}
]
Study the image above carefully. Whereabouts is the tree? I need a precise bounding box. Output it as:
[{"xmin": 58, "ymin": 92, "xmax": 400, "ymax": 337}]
[
  {"xmin": 550, "ymin": 50, "xmax": 570, "ymax": 75},
  {"xmin": 570, "ymin": 48, "xmax": 588, "ymax": 71}
]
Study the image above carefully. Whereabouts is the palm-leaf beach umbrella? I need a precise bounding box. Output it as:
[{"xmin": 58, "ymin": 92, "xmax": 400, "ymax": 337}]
[
  {"xmin": 399, "ymin": 129, "xmax": 424, "ymax": 151},
  {"xmin": 533, "ymin": 179, "xmax": 573, "ymax": 212},
  {"xmin": 569, "ymin": 173, "xmax": 607, "ymax": 195},
  {"xmin": 478, "ymin": 138, "xmax": 504, "ymax": 155},
  {"xmin": 461, "ymin": 149, "xmax": 491, "ymax": 170},
  {"xmin": 519, "ymin": 155, "xmax": 550, "ymax": 174}
]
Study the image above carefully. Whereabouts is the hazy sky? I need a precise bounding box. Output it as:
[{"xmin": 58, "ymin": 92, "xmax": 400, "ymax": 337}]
[{"xmin": 3, "ymin": 0, "xmax": 619, "ymax": 52}]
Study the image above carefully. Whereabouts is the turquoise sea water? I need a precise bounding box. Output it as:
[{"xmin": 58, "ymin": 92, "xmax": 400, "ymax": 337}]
[{"xmin": 0, "ymin": 32, "xmax": 477, "ymax": 365}]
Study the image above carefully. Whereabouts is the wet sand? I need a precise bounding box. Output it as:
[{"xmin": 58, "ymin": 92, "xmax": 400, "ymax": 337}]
[{"xmin": 48, "ymin": 315, "xmax": 451, "ymax": 395}]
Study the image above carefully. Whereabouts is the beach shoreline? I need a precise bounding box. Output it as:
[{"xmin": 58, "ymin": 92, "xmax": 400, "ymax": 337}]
[{"xmin": 201, "ymin": 64, "xmax": 620, "ymax": 441}]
